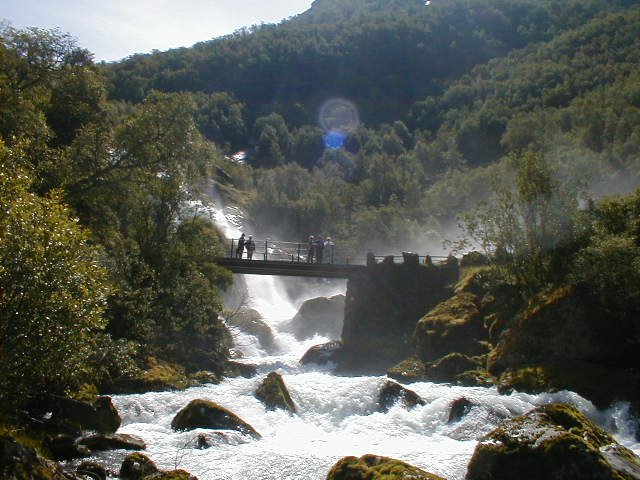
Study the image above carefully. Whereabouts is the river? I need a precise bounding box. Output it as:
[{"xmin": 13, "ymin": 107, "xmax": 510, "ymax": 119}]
[{"xmin": 94, "ymin": 199, "xmax": 640, "ymax": 480}]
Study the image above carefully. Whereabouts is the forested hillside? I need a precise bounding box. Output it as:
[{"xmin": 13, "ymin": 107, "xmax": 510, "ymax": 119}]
[{"xmin": 2, "ymin": 0, "xmax": 640, "ymax": 414}]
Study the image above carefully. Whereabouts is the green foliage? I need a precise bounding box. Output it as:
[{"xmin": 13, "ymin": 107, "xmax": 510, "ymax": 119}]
[{"xmin": 0, "ymin": 158, "xmax": 110, "ymax": 406}]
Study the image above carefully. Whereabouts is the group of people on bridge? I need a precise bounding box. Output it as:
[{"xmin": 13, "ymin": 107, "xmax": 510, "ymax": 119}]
[
  {"xmin": 307, "ymin": 235, "xmax": 335, "ymax": 264},
  {"xmin": 235, "ymin": 233, "xmax": 255, "ymax": 260}
]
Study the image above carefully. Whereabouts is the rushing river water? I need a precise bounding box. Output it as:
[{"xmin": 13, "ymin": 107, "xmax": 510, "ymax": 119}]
[{"xmin": 95, "ymin": 200, "xmax": 640, "ymax": 480}]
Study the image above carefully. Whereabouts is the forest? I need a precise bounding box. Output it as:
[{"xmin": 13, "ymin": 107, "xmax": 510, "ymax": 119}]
[{"xmin": 1, "ymin": 0, "xmax": 640, "ymax": 432}]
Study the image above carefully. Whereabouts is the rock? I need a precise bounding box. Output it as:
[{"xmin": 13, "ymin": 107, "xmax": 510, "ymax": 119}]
[
  {"xmin": 224, "ymin": 361, "xmax": 258, "ymax": 378},
  {"xmin": 326, "ymin": 454, "xmax": 446, "ymax": 480},
  {"xmin": 119, "ymin": 452, "xmax": 159, "ymax": 480},
  {"xmin": 448, "ymin": 397, "xmax": 476, "ymax": 423},
  {"xmin": 387, "ymin": 358, "xmax": 426, "ymax": 383},
  {"xmin": 1, "ymin": 434, "xmax": 80, "ymax": 479},
  {"xmin": 48, "ymin": 434, "xmax": 90, "ymax": 460},
  {"xmin": 414, "ymin": 292, "xmax": 489, "ymax": 363},
  {"xmin": 226, "ymin": 307, "xmax": 275, "ymax": 351},
  {"xmin": 455, "ymin": 369, "xmax": 495, "ymax": 388},
  {"xmin": 78, "ymin": 433, "xmax": 146, "ymax": 451},
  {"xmin": 426, "ymin": 353, "xmax": 482, "ymax": 383},
  {"xmin": 144, "ymin": 470, "xmax": 198, "ymax": 480},
  {"xmin": 255, "ymin": 372, "xmax": 296, "ymax": 413},
  {"xmin": 171, "ymin": 399, "xmax": 261, "ymax": 438},
  {"xmin": 299, "ymin": 340, "xmax": 343, "ymax": 365},
  {"xmin": 27, "ymin": 394, "xmax": 121, "ymax": 434},
  {"xmin": 378, "ymin": 380, "xmax": 426, "ymax": 412},
  {"xmin": 76, "ymin": 461, "xmax": 108, "ymax": 480},
  {"xmin": 286, "ymin": 295, "xmax": 345, "ymax": 340},
  {"xmin": 465, "ymin": 403, "xmax": 640, "ymax": 480}
]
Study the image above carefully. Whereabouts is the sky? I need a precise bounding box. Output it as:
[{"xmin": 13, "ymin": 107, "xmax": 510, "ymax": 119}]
[{"xmin": 2, "ymin": 0, "xmax": 315, "ymax": 62}]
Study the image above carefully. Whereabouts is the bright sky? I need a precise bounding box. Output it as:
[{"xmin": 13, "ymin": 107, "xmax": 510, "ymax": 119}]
[{"xmin": 2, "ymin": 0, "xmax": 315, "ymax": 62}]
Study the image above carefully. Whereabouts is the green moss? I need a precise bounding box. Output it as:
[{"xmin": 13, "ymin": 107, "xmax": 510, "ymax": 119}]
[
  {"xmin": 326, "ymin": 455, "xmax": 446, "ymax": 480},
  {"xmin": 171, "ymin": 399, "xmax": 261, "ymax": 438},
  {"xmin": 146, "ymin": 469, "xmax": 195, "ymax": 479},
  {"xmin": 387, "ymin": 358, "xmax": 426, "ymax": 383},
  {"xmin": 255, "ymin": 372, "xmax": 296, "ymax": 413}
]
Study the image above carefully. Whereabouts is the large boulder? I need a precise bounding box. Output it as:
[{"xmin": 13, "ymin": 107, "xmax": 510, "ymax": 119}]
[
  {"xmin": 47, "ymin": 434, "xmax": 90, "ymax": 460},
  {"xmin": 1, "ymin": 435, "xmax": 81, "ymax": 479},
  {"xmin": 326, "ymin": 454, "xmax": 446, "ymax": 480},
  {"xmin": 226, "ymin": 307, "xmax": 275, "ymax": 351},
  {"xmin": 76, "ymin": 461, "xmax": 108, "ymax": 480},
  {"xmin": 377, "ymin": 381, "xmax": 426, "ymax": 412},
  {"xmin": 171, "ymin": 399, "xmax": 261, "ymax": 438},
  {"xmin": 465, "ymin": 403, "xmax": 640, "ymax": 480},
  {"xmin": 255, "ymin": 372, "xmax": 296, "ymax": 414},
  {"xmin": 414, "ymin": 292, "xmax": 489, "ymax": 363},
  {"xmin": 426, "ymin": 353, "xmax": 484, "ymax": 383},
  {"xmin": 144, "ymin": 471, "xmax": 198, "ymax": 480},
  {"xmin": 27, "ymin": 394, "xmax": 121, "ymax": 433},
  {"xmin": 286, "ymin": 295, "xmax": 345, "ymax": 340}
]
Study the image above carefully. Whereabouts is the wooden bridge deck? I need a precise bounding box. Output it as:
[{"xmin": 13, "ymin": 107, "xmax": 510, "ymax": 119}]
[{"xmin": 214, "ymin": 258, "xmax": 366, "ymax": 279}]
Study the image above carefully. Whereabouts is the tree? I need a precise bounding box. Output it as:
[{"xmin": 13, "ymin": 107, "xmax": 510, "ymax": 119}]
[{"xmin": 0, "ymin": 153, "xmax": 110, "ymax": 407}]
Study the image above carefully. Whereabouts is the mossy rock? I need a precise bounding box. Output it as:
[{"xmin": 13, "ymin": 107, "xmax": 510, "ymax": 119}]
[
  {"xmin": 455, "ymin": 369, "xmax": 495, "ymax": 388},
  {"xmin": 224, "ymin": 361, "xmax": 258, "ymax": 378},
  {"xmin": 326, "ymin": 454, "xmax": 446, "ymax": 480},
  {"xmin": 143, "ymin": 470, "xmax": 198, "ymax": 480},
  {"xmin": 387, "ymin": 357, "xmax": 426, "ymax": 383},
  {"xmin": 171, "ymin": 399, "xmax": 261, "ymax": 438},
  {"xmin": 255, "ymin": 372, "xmax": 296, "ymax": 414},
  {"xmin": 426, "ymin": 353, "xmax": 482, "ymax": 383},
  {"xmin": 465, "ymin": 403, "xmax": 640, "ymax": 480},
  {"xmin": 119, "ymin": 452, "xmax": 159, "ymax": 480},
  {"xmin": 414, "ymin": 292, "xmax": 489, "ymax": 363},
  {"xmin": 76, "ymin": 461, "xmax": 107, "ymax": 480},
  {"xmin": 0, "ymin": 434, "xmax": 73, "ymax": 480}
]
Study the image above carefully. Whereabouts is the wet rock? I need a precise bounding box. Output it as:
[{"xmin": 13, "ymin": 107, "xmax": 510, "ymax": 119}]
[
  {"xmin": 448, "ymin": 397, "xmax": 476, "ymax": 423},
  {"xmin": 455, "ymin": 369, "xmax": 495, "ymax": 388},
  {"xmin": 286, "ymin": 295, "xmax": 345, "ymax": 340},
  {"xmin": 426, "ymin": 353, "xmax": 482, "ymax": 383},
  {"xmin": 465, "ymin": 403, "xmax": 640, "ymax": 480},
  {"xmin": 144, "ymin": 470, "xmax": 198, "ymax": 480},
  {"xmin": 387, "ymin": 357, "xmax": 426, "ymax": 383},
  {"xmin": 48, "ymin": 434, "xmax": 90, "ymax": 460},
  {"xmin": 299, "ymin": 340, "xmax": 343, "ymax": 365},
  {"xmin": 76, "ymin": 461, "xmax": 108, "ymax": 480},
  {"xmin": 255, "ymin": 372, "xmax": 296, "ymax": 413},
  {"xmin": 414, "ymin": 292, "xmax": 489, "ymax": 363},
  {"xmin": 27, "ymin": 394, "xmax": 121, "ymax": 434},
  {"xmin": 1, "ymin": 434, "xmax": 79, "ymax": 479},
  {"xmin": 226, "ymin": 307, "xmax": 275, "ymax": 351},
  {"xmin": 224, "ymin": 361, "xmax": 258, "ymax": 378},
  {"xmin": 78, "ymin": 433, "xmax": 146, "ymax": 451},
  {"xmin": 119, "ymin": 452, "xmax": 159, "ymax": 480},
  {"xmin": 171, "ymin": 399, "xmax": 261, "ymax": 438},
  {"xmin": 378, "ymin": 380, "xmax": 426, "ymax": 412},
  {"xmin": 327, "ymin": 454, "xmax": 446, "ymax": 480}
]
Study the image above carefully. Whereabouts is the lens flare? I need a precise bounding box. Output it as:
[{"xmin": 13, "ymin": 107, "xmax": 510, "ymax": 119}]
[{"xmin": 319, "ymin": 98, "xmax": 360, "ymax": 137}]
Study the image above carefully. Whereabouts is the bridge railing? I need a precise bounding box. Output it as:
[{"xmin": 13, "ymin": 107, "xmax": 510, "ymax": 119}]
[{"xmin": 226, "ymin": 238, "xmax": 448, "ymax": 266}]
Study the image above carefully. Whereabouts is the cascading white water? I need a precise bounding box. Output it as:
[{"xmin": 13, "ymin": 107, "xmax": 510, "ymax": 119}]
[{"xmin": 99, "ymin": 196, "xmax": 640, "ymax": 480}]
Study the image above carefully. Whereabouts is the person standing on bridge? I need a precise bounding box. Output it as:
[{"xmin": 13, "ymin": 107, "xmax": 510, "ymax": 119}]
[
  {"xmin": 307, "ymin": 235, "xmax": 315, "ymax": 263},
  {"xmin": 314, "ymin": 235, "xmax": 325, "ymax": 264},
  {"xmin": 236, "ymin": 233, "xmax": 245, "ymax": 259},
  {"xmin": 325, "ymin": 237, "xmax": 335, "ymax": 264},
  {"xmin": 245, "ymin": 235, "xmax": 256, "ymax": 260}
]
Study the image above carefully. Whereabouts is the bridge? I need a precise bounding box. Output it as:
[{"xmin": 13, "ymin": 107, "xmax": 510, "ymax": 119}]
[{"xmin": 215, "ymin": 238, "xmax": 446, "ymax": 279}]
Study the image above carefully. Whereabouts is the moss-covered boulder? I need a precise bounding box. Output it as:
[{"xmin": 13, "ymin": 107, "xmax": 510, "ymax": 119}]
[
  {"xmin": 465, "ymin": 403, "xmax": 640, "ymax": 480},
  {"xmin": 378, "ymin": 381, "xmax": 426, "ymax": 412},
  {"xmin": 119, "ymin": 452, "xmax": 159, "ymax": 480},
  {"xmin": 226, "ymin": 307, "xmax": 275, "ymax": 351},
  {"xmin": 143, "ymin": 470, "xmax": 198, "ymax": 479},
  {"xmin": 76, "ymin": 461, "xmax": 107, "ymax": 480},
  {"xmin": 1, "ymin": 435, "xmax": 79, "ymax": 480},
  {"xmin": 27, "ymin": 394, "xmax": 121, "ymax": 434},
  {"xmin": 426, "ymin": 353, "xmax": 482, "ymax": 383},
  {"xmin": 255, "ymin": 372, "xmax": 296, "ymax": 413},
  {"xmin": 171, "ymin": 399, "xmax": 261, "ymax": 438},
  {"xmin": 286, "ymin": 295, "xmax": 345, "ymax": 340},
  {"xmin": 387, "ymin": 357, "xmax": 426, "ymax": 383},
  {"xmin": 414, "ymin": 292, "xmax": 489, "ymax": 363},
  {"xmin": 224, "ymin": 361, "xmax": 258, "ymax": 378},
  {"xmin": 326, "ymin": 454, "xmax": 446, "ymax": 480}
]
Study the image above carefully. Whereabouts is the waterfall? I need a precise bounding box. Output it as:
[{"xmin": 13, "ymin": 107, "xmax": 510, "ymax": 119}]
[{"xmin": 97, "ymin": 192, "xmax": 640, "ymax": 480}]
